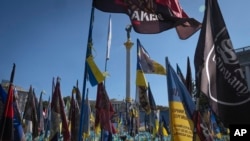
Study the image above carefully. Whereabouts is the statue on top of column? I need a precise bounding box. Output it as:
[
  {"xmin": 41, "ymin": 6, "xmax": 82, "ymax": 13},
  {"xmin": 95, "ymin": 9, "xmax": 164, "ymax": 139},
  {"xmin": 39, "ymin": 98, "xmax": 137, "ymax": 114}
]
[{"xmin": 125, "ymin": 24, "xmax": 132, "ymax": 40}]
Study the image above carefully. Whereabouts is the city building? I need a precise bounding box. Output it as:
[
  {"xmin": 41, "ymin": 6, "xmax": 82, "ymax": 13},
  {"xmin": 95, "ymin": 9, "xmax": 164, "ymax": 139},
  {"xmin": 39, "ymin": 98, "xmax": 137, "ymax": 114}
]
[{"xmin": 235, "ymin": 46, "xmax": 250, "ymax": 89}]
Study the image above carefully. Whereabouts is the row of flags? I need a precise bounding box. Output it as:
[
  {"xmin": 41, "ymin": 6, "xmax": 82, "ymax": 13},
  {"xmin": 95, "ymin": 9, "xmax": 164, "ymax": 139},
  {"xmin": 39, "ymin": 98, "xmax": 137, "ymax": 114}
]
[{"xmin": 92, "ymin": 0, "xmax": 250, "ymax": 140}]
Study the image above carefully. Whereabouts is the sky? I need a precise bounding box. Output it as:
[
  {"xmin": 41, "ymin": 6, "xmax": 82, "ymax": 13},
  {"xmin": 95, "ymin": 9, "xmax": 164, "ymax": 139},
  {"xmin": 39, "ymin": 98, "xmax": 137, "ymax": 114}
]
[{"xmin": 0, "ymin": 0, "xmax": 250, "ymax": 107}]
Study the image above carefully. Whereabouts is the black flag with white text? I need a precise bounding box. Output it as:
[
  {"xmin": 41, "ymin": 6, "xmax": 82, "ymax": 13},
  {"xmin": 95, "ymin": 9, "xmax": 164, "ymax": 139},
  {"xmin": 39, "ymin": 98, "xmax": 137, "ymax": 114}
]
[{"xmin": 194, "ymin": 0, "xmax": 250, "ymax": 127}]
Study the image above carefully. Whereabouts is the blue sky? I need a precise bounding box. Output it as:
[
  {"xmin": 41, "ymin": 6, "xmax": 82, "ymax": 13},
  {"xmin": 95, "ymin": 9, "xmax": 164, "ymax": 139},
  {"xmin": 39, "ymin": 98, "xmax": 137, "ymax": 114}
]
[{"xmin": 0, "ymin": 0, "xmax": 250, "ymax": 106}]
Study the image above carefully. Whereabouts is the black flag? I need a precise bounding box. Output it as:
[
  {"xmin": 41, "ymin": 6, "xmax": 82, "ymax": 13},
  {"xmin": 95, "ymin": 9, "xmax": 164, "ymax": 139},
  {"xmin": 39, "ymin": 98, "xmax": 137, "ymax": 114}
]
[{"xmin": 194, "ymin": 0, "xmax": 250, "ymax": 127}]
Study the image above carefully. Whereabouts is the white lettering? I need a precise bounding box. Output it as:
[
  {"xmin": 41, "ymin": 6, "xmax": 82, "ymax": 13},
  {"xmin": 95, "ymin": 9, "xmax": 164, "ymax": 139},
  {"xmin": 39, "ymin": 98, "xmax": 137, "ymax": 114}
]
[
  {"xmin": 234, "ymin": 129, "xmax": 247, "ymax": 136},
  {"xmin": 131, "ymin": 10, "xmax": 159, "ymax": 21}
]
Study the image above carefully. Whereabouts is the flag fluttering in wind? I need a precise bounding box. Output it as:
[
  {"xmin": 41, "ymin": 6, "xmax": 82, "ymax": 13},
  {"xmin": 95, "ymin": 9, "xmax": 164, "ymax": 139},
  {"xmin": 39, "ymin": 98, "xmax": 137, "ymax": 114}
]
[
  {"xmin": 93, "ymin": 0, "xmax": 201, "ymax": 39},
  {"xmin": 78, "ymin": 7, "xmax": 105, "ymax": 141},
  {"xmin": 166, "ymin": 57, "xmax": 195, "ymax": 141},
  {"xmin": 137, "ymin": 39, "xmax": 166, "ymax": 75},
  {"xmin": 136, "ymin": 38, "xmax": 166, "ymax": 114},
  {"xmin": 194, "ymin": 0, "xmax": 250, "ymax": 127},
  {"xmin": 85, "ymin": 7, "xmax": 105, "ymax": 87}
]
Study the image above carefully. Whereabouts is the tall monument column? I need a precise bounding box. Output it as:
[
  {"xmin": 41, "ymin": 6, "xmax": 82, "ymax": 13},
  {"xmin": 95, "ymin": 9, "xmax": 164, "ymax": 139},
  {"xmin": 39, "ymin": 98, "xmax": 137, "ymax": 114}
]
[
  {"xmin": 124, "ymin": 25, "xmax": 134, "ymax": 135},
  {"xmin": 124, "ymin": 24, "xmax": 133, "ymax": 104}
]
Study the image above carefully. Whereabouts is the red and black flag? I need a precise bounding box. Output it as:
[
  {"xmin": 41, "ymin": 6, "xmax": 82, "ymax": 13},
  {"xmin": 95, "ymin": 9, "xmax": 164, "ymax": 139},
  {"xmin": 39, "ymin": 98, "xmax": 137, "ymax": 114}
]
[
  {"xmin": 95, "ymin": 82, "xmax": 115, "ymax": 133},
  {"xmin": 50, "ymin": 77, "xmax": 70, "ymax": 140},
  {"xmin": 0, "ymin": 64, "xmax": 15, "ymax": 141},
  {"xmin": 93, "ymin": 0, "xmax": 201, "ymax": 39},
  {"xmin": 194, "ymin": 0, "xmax": 250, "ymax": 127}
]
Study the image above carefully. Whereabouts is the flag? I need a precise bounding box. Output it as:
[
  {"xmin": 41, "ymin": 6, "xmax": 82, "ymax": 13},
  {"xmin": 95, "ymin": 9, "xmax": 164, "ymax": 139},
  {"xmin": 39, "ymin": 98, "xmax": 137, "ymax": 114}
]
[
  {"xmin": 106, "ymin": 14, "xmax": 112, "ymax": 60},
  {"xmin": 0, "ymin": 84, "xmax": 14, "ymax": 141},
  {"xmin": 160, "ymin": 115, "xmax": 169, "ymax": 136},
  {"xmin": 44, "ymin": 78, "xmax": 54, "ymax": 139},
  {"xmin": 176, "ymin": 64, "xmax": 186, "ymax": 85},
  {"xmin": 194, "ymin": 0, "xmax": 250, "ymax": 127},
  {"xmin": 210, "ymin": 110, "xmax": 222, "ymax": 139},
  {"xmin": 83, "ymin": 92, "xmax": 91, "ymax": 139},
  {"xmin": 78, "ymin": 7, "xmax": 104, "ymax": 141},
  {"xmin": 152, "ymin": 110, "xmax": 160, "ymax": 137},
  {"xmin": 0, "ymin": 85, "xmax": 7, "ymax": 123},
  {"xmin": 95, "ymin": 82, "xmax": 115, "ymax": 133},
  {"xmin": 44, "ymin": 97, "xmax": 51, "ymax": 139},
  {"xmin": 13, "ymin": 89, "xmax": 26, "ymax": 141},
  {"xmin": 50, "ymin": 78, "xmax": 70, "ymax": 140},
  {"xmin": 75, "ymin": 84, "xmax": 82, "ymax": 107},
  {"xmin": 137, "ymin": 39, "xmax": 166, "ymax": 75},
  {"xmin": 148, "ymin": 83, "xmax": 157, "ymax": 110},
  {"xmin": 136, "ymin": 57, "xmax": 151, "ymax": 114},
  {"xmin": 166, "ymin": 57, "xmax": 195, "ymax": 141},
  {"xmin": 86, "ymin": 56, "xmax": 105, "ymax": 86},
  {"xmin": 93, "ymin": 0, "xmax": 201, "ymax": 39},
  {"xmin": 23, "ymin": 86, "xmax": 39, "ymax": 139},
  {"xmin": 49, "ymin": 80, "xmax": 61, "ymax": 141},
  {"xmin": 85, "ymin": 7, "xmax": 105, "ymax": 87},
  {"xmin": 37, "ymin": 91, "xmax": 45, "ymax": 134},
  {"xmin": 193, "ymin": 110, "xmax": 213, "ymax": 141},
  {"xmin": 69, "ymin": 87, "xmax": 80, "ymax": 141},
  {"xmin": 155, "ymin": 0, "xmax": 201, "ymax": 39},
  {"xmin": 0, "ymin": 64, "xmax": 15, "ymax": 141},
  {"xmin": 57, "ymin": 79, "xmax": 70, "ymax": 140},
  {"xmin": 32, "ymin": 89, "xmax": 39, "ymax": 138},
  {"xmin": 185, "ymin": 57, "xmax": 193, "ymax": 95},
  {"xmin": 159, "ymin": 115, "xmax": 169, "ymax": 137}
]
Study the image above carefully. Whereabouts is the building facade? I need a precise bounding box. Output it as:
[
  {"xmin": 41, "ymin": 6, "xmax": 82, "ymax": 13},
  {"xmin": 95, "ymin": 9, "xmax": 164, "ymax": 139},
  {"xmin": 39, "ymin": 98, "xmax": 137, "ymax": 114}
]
[{"xmin": 235, "ymin": 46, "xmax": 250, "ymax": 90}]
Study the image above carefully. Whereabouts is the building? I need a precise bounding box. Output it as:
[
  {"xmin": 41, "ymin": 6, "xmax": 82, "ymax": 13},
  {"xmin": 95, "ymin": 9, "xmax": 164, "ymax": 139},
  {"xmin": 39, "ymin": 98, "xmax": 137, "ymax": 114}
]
[{"xmin": 235, "ymin": 46, "xmax": 250, "ymax": 90}]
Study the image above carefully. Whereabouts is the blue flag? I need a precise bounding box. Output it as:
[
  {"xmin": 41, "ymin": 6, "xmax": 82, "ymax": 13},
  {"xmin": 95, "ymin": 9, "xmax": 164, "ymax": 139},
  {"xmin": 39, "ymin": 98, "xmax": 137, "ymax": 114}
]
[{"xmin": 165, "ymin": 57, "xmax": 195, "ymax": 141}]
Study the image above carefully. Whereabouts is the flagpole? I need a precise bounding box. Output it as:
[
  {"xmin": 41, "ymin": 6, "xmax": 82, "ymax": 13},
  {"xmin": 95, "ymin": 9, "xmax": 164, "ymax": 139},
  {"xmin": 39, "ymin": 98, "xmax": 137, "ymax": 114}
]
[{"xmin": 78, "ymin": 7, "xmax": 95, "ymax": 141}]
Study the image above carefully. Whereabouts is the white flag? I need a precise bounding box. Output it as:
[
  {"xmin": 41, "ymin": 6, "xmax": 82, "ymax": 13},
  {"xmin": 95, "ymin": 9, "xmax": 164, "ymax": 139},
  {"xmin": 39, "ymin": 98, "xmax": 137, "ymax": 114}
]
[{"xmin": 106, "ymin": 15, "xmax": 112, "ymax": 60}]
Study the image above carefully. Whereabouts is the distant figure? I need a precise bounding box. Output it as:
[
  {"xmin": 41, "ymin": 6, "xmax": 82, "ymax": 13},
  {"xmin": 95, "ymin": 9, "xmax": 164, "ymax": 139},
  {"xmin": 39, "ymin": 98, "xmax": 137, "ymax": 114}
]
[{"xmin": 125, "ymin": 24, "xmax": 132, "ymax": 40}]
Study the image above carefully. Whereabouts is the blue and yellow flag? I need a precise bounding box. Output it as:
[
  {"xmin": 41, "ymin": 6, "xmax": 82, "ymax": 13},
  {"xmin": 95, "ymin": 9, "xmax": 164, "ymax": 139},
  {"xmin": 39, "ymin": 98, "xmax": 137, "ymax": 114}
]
[
  {"xmin": 85, "ymin": 7, "xmax": 105, "ymax": 87},
  {"xmin": 166, "ymin": 57, "xmax": 195, "ymax": 141}
]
